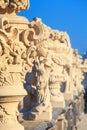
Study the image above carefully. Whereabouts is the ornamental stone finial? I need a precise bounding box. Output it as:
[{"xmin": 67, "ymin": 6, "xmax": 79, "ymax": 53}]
[{"xmin": 0, "ymin": 0, "xmax": 29, "ymax": 14}]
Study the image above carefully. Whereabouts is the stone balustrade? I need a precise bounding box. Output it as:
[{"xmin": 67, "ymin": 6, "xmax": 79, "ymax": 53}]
[{"xmin": 0, "ymin": 1, "xmax": 86, "ymax": 130}]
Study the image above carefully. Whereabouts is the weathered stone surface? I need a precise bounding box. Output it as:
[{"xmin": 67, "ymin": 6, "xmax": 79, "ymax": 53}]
[
  {"xmin": 0, "ymin": 0, "xmax": 86, "ymax": 130},
  {"xmin": 0, "ymin": 0, "xmax": 29, "ymax": 14},
  {"xmin": 0, "ymin": 0, "xmax": 29, "ymax": 130}
]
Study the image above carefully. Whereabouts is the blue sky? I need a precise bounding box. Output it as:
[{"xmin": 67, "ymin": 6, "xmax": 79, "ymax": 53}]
[{"xmin": 18, "ymin": 0, "xmax": 87, "ymax": 54}]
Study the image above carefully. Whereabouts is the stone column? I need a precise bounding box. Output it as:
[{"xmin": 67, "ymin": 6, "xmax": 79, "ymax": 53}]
[{"xmin": 0, "ymin": 0, "xmax": 30, "ymax": 130}]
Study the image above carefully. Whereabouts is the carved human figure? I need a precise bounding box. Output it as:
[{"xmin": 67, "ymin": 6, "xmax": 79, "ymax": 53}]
[{"xmin": 24, "ymin": 56, "xmax": 52, "ymax": 120}]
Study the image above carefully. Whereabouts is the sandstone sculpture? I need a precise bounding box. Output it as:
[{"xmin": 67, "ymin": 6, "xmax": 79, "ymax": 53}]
[
  {"xmin": 0, "ymin": 0, "xmax": 29, "ymax": 130},
  {"xmin": 22, "ymin": 18, "xmax": 73, "ymax": 118},
  {"xmin": 0, "ymin": 0, "xmax": 85, "ymax": 130}
]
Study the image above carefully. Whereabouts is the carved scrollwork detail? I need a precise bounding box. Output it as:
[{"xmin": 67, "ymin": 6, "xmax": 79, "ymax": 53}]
[
  {"xmin": 21, "ymin": 18, "xmax": 71, "ymax": 55},
  {"xmin": 0, "ymin": 30, "xmax": 26, "ymax": 87},
  {"xmin": 21, "ymin": 28, "xmax": 36, "ymax": 47},
  {"xmin": 0, "ymin": 17, "xmax": 10, "ymax": 30},
  {"xmin": 0, "ymin": 0, "xmax": 29, "ymax": 14},
  {"xmin": 21, "ymin": 18, "xmax": 44, "ymax": 47}
]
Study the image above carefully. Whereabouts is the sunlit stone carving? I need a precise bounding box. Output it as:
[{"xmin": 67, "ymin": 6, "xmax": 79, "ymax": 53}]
[
  {"xmin": 0, "ymin": 0, "xmax": 29, "ymax": 130},
  {"xmin": 0, "ymin": 0, "xmax": 85, "ymax": 129}
]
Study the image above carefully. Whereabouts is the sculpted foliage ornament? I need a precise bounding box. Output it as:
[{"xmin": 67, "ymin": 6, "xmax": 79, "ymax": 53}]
[
  {"xmin": 0, "ymin": 0, "xmax": 29, "ymax": 13},
  {"xmin": 0, "ymin": 28, "xmax": 23, "ymax": 87},
  {"xmin": 20, "ymin": 18, "xmax": 74, "ymax": 118},
  {"xmin": 0, "ymin": 1, "xmax": 84, "ymax": 129},
  {"xmin": 0, "ymin": 0, "xmax": 30, "ymax": 130}
]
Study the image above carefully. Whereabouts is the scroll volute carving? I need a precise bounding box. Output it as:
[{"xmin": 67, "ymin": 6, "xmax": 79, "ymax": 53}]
[{"xmin": 21, "ymin": 18, "xmax": 44, "ymax": 47}]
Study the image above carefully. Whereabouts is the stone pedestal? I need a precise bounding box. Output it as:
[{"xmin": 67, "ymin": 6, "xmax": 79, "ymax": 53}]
[{"xmin": 0, "ymin": 88, "xmax": 26, "ymax": 130}]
